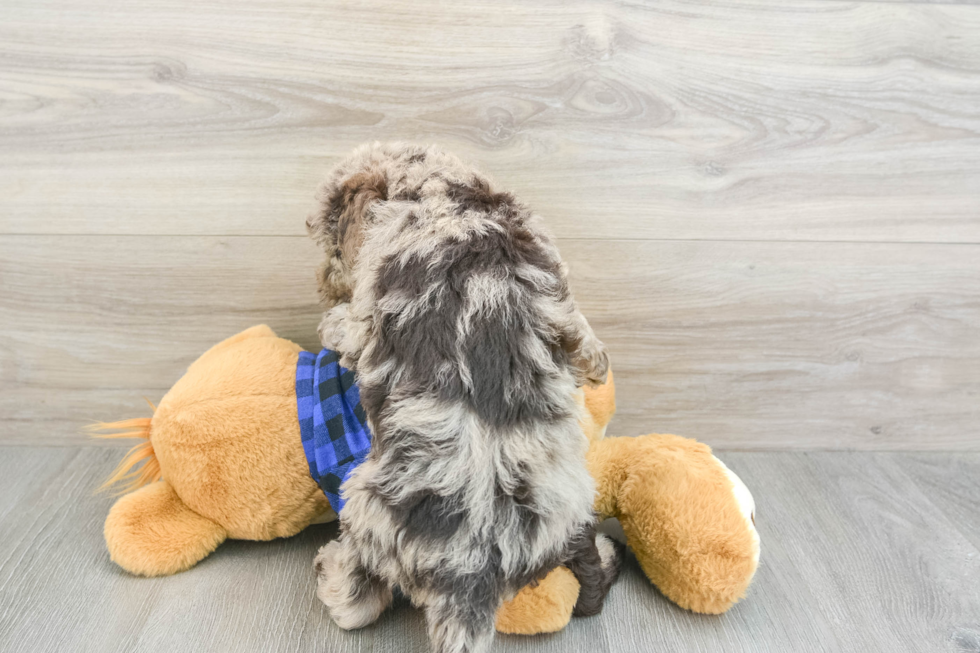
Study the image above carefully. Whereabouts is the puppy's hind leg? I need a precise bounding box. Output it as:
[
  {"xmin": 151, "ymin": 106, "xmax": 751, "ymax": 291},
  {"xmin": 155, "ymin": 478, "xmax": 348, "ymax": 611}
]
[
  {"xmin": 565, "ymin": 523, "xmax": 621, "ymax": 617},
  {"xmin": 314, "ymin": 536, "xmax": 392, "ymax": 630}
]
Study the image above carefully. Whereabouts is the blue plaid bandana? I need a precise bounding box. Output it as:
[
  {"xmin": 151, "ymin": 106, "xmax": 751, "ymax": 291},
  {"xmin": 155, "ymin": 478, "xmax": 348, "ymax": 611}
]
[{"xmin": 295, "ymin": 349, "xmax": 372, "ymax": 513}]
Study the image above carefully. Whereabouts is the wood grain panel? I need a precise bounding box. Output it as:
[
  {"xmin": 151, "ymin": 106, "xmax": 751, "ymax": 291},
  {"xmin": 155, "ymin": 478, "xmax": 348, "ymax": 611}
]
[
  {"xmin": 0, "ymin": 236, "xmax": 325, "ymax": 444},
  {"xmin": 1, "ymin": 0, "xmax": 978, "ymax": 241},
  {"xmin": 565, "ymin": 239, "xmax": 980, "ymax": 449},
  {"xmin": 896, "ymin": 453, "xmax": 980, "ymax": 551},
  {"xmin": 2, "ymin": 236, "xmax": 977, "ymax": 449}
]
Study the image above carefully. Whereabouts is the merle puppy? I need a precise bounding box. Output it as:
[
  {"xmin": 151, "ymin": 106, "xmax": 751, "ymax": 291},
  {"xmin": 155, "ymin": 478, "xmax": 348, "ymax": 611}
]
[{"xmin": 309, "ymin": 143, "xmax": 618, "ymax": 653}]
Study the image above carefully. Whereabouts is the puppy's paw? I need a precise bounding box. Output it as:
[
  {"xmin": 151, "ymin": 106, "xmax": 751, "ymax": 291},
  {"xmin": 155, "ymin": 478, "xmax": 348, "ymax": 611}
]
[
  {"xmin": 582, "ymin": 344, "xmax": 610, "ymax": 387},
  {"xmin": 313, "ymin": 541, "xmax": 337, "ymax": 597},
  {"xmin": 572, "ymin": 339, "xmax": 609, "ymax": 387},
  {"xmin": 318, "ymin": 303, "xmax": 349, "ymax": 351},
  {"xmin": 595, "ymin": 533, "xmax": 623, "ymax": 578},
  {"xmin": 314, "ymin": 540, "xmax": 390, "ymax": 630}
]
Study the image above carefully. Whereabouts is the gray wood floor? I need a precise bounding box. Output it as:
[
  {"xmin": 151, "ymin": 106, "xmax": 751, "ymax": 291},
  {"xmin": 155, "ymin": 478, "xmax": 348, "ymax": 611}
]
[{"xmin": 1, "ymin": 446, "xmax": 978, "ymax": 653}]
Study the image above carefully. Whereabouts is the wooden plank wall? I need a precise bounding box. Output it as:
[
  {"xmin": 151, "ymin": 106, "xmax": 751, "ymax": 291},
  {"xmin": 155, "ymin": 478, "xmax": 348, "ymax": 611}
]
[{"xmin": 1, "ymin": 0, "xmax": 978, "ymax": 449}]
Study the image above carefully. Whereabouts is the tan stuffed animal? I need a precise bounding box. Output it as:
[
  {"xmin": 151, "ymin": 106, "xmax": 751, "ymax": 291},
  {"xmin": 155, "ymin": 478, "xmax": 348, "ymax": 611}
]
[{"xmin": 97, "ymin": 325, "xmax": 759, "ymax": 633}]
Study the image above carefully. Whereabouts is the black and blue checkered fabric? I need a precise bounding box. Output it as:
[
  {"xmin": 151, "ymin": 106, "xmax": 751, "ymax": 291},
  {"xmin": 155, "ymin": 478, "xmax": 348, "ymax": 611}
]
[{"xmin": 295, "ymin": 349, "xmax": 372, "ymax": 513}]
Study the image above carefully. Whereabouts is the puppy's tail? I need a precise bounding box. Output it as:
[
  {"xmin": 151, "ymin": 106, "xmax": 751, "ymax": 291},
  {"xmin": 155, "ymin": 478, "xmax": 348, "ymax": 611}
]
[{"xmin": 87, "ymin": 398, "xmax": 160, "ymax": 494}]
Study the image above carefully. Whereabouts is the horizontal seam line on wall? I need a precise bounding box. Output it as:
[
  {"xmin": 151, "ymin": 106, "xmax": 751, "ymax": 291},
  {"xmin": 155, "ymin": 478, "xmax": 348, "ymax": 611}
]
[{"xmin": 1, "ymin": 234, "xmax": 980, "ymax": 246}]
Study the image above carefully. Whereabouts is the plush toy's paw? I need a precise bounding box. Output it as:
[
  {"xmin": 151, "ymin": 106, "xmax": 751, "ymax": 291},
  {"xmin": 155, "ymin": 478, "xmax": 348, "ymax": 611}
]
[
  {"xmin": 495, "ymin": 566, "xmax": 580, "ymax": 635},
  {"xmin": 104, "ymin": 481, "xmax": 227, "ymax": 576}
]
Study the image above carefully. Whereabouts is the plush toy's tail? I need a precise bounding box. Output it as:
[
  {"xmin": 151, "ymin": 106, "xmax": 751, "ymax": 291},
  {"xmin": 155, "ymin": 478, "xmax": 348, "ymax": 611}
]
[{"xmin": 88, "ymin": 399, "xmax": 161, "ymax": 494}]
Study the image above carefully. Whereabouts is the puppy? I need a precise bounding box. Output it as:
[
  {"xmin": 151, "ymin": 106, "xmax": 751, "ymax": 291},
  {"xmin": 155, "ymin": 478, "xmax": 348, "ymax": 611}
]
[{"xmin": 309, "ymin": 143, "xmax": 617, "ymax": 653}]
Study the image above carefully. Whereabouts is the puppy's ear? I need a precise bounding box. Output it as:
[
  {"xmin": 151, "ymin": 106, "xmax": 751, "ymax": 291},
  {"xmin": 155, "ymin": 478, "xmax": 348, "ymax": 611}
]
[
  {"xmin": 308, "ymin": 171, "xmax": 388, "ymax": 263},
  {"xmin": 308, "ymin": 170, "xmax": 388, "ymax": 308}
]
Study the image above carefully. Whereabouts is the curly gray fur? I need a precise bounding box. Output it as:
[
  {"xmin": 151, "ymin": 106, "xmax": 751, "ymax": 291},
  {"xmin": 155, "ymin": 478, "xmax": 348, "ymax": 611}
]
[{"xmin": 309, "ymin": 142, "xmax": 612, "ymax": 653}]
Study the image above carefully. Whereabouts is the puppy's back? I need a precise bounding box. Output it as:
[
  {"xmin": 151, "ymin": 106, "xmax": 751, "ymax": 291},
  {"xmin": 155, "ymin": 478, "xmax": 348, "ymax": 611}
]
[{"xmin": 310, "ymin": 143, "xmax": 611, "ymax": 653}]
